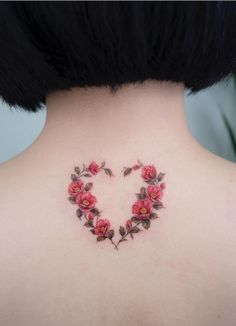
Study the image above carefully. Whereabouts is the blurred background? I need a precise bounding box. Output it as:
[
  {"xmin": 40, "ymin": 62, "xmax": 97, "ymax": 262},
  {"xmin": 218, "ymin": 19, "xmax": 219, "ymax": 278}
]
[{"xmin": 0, "ymin": 76, "xmax": 236, "ymax": 164}]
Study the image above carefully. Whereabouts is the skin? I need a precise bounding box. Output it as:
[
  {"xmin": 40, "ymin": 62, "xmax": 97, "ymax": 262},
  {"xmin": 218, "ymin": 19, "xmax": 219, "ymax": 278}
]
[{"xmin": 0, "ymin": 80, "xmax": 235, "ymax": 326}]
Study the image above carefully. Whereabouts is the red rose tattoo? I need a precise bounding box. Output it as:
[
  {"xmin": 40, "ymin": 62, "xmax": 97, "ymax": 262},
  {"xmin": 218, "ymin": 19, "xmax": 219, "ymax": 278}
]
[
  {"xmin": 92, "ymin": 219, "xmax": 111, "ymax": 237},
  {"xmin": 68, "ymin": 179, "xmax": 84, "ymax": 196},
  {"xmin": 147, "ymin": 185, "xmax": 163, "ymax": 202},
  {"xmin": 67, "ymin": 161, "xmax": 166, "ymax": 250},
  {"xmin": 141, "ymin": 165, "xmax": 157, "ymax": 181},
  {"xmin": 132, "ymin": 198, "xmax": 153, "ymax": 220},
  {"xmin": 88, "ymin": 161, "xmax": 100, "ymax": 175},
  {"xmin": 76, "ymin": 191, "xmax": 97, "ymax": 212}
]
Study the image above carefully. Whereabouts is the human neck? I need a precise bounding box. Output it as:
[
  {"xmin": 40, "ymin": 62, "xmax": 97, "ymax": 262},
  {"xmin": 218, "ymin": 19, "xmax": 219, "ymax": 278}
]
[{"xmin": 25, "ymin": 81, "xmax": 206, "ymax": 171}]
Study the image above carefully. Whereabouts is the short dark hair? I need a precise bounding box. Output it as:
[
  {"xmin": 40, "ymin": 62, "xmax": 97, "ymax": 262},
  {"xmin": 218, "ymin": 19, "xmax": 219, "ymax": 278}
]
[{"xmin": 0, "ymin": 2, "xmax": 236, "ymax": 112}]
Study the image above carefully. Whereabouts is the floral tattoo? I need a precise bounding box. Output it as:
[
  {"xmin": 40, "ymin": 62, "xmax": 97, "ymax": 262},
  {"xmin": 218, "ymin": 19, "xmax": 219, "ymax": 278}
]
[{"xmin": 67, "ymin": 160, "xmax": 165, "ymax": 250}]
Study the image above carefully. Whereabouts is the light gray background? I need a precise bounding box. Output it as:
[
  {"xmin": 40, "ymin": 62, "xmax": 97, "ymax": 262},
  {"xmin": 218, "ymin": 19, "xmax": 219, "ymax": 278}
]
[
  {"xmin": 0, "ymin": 103, "xmax": 46, "ymax": 164},
  {"xmin": 0, "ymin": 77, "xmax": 236, "ymax": 164}
]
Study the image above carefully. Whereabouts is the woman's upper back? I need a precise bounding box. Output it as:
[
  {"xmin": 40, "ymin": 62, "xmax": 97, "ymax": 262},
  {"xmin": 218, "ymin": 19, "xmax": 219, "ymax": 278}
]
[{"xmin": 0, "ymin": 145, "xmax": 236, "ymax": 326}]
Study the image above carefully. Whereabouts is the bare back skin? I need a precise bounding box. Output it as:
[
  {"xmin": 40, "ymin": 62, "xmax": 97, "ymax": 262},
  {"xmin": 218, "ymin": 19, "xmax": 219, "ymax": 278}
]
[{"xmin": 0, "ymin": 81, "xmax": 236, "ymax": 326}]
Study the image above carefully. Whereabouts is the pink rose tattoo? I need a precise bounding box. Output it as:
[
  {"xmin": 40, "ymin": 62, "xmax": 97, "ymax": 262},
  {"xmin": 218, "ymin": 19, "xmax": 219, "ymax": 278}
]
[
  {"xmin": 92, "ymin": 219, "xmax": 111, "ymax": 237},
  {"xmin": 141, "ymin": 165, "xmax": 157, "ymax": 181},
  {"xmin": 147, "ymin": 185, "xmax": 163, "ymax": 202},
  {"xmin": 88, "ymin": 161, "xmax": 100, "ymax": 175},
  {"xmin": 68, "ymin": 179, "xmax": 84, "ymax": 196},
  {"xmin": 132, "ymin": 198, "xmax": 153, "ymax": 220},
  {"xmin": 87, "ymin": 212, "xmax": 95, "ymax": 221},
  {"xmin": 67, "ymin": 161, "xmax": 166, "ymax": 250},
  {"xmin": 76, "ymin": 191, "xmax": 97, "ymax": 212},
  {"xmin": 126, "ymin": 219, "xmax": 132, "ymax": 231}
]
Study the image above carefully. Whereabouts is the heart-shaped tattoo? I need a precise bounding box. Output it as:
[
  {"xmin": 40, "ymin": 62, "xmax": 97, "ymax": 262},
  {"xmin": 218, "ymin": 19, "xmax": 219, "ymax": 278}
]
[{"xmin": 67, "ymin": 161, "xmax": 166, "ymax": 250}]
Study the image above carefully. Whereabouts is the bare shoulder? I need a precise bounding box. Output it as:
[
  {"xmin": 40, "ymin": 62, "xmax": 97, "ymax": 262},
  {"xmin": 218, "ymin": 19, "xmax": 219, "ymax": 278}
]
[
  {"xmin": 0, "ymin": 157, "xmax": 39, "ymax": 221},
  {"xmin": 0, "ymin": 159, "xmax": 15, "ymax": 203},
  {"xmin": 0, "ymin": 158, "xmax": 27, "ymax": 205},
  {"xmin": 202, "ymin": 156, "xmax": 236, "ymax": 263}
]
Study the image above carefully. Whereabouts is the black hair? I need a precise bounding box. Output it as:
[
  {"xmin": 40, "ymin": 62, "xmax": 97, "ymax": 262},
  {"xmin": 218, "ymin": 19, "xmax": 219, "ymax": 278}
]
[{"xmin": 0, "ymin": 1, "xmax": 236, "ymax": 112}]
